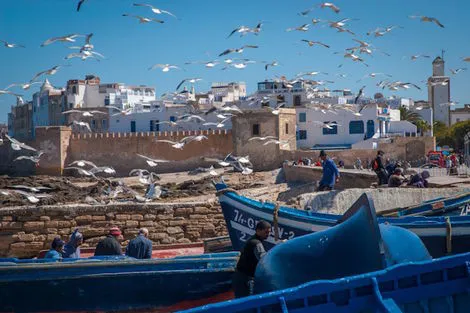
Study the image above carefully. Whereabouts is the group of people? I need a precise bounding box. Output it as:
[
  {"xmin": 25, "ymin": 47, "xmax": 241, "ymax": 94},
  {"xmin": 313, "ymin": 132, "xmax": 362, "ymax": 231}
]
[
  {"xmin": 45, "ymin": 227, "xmax": 153, "ymax": 260},
  {"xmin": 373, "ymin": 150, "xmax": 430, "ymax": 188}
]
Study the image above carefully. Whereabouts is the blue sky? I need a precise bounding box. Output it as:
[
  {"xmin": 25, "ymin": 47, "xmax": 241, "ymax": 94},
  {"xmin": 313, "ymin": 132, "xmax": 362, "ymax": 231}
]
[{"xmin": 0, "ymin": 0, "xmax": 469, "ymax": 122}]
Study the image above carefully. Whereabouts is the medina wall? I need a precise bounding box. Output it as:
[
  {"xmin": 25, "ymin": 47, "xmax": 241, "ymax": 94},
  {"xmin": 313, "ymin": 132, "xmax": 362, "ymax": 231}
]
[{"xmin": 66, "ymin": 129, "xmax": 233, "ymax": 176}]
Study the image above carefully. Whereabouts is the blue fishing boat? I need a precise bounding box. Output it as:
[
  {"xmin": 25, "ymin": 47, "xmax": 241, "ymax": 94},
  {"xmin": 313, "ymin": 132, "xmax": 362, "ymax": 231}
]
[
  {"xmin": 378, "ymin": 191, "xmax": 470, "ymax": 217},
  {"xmin": 0, "ymin": 252, "xmax": 239, "ymax": 313},
  {"xmin": 215, "ymin": 182, "xmax": 470, "ymax": 258},
  {"xmin": 254, "ymin": 193, "xmax": 430, "ymax": 294},
  {"xmin": 179, "ymin": 252, "xmax": 470, "ymax": 313}
]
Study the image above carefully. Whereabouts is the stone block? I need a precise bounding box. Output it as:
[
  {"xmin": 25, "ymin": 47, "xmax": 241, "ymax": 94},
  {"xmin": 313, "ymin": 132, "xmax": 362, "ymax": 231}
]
[
  {"xmin": 166, "ymin": 226, "xmax": 183, "ymax": 235},
  {"xmin": 139, "ymin": 221, "xmax": 155, "ymax": 227},
  {"xmin": 161, "ymin": 237, "xmax": 177, "ymax": 244},
  {"xmin": 92, "ymin": 215, "xmax": 106, "ymax": 221},
  {"xmin": 75, "ymin": 215, "xmax": 93, "ymax": 225},
  {"xmin": 106, "ymin": 213, "xmax": 115, "ymax": 220},
  {"xmin": 9, "ymin": 242, "xmax": 45, "ymax": 258},
  {"xmin": 125, "ymin": 229, "xmax": 139, "ymax": 236},
  {"xmin": 149, "ymin": 233, "xmax": 168, "ymax": 241},
  {"xmin": 194, "ymin": 207, "xmax": 210, "ymax": 214},
  {"xmin": 185, "ymin": 231, "xmax": 200, "ymax": 241},
  {"xmin": 39, "ymin": 216, "xmax": 51, "ymax": 222},
  {"xmin": 175, "ymin": 233, "xmax": 185, "ymax": 239},
  {"xmin": 58, "ymin": 221, "xmax": 72, "ymax": 228},
  {"xmin": 156, "ymin": 214, "xmax": 173, "ymax": 221},
  {"xmin": 34, "ymin": 235, "xmax": 47, "ymax": 242},
  {"xmin": 189, "ymin": 214, "xmax": 207, "ymax": 220},
  {"xmin": 45, "ymin": 221, "xmax": 59, "ymax": 228},
  {"xmin": 144, "ymin": 214, "xmax": 156, "ymax": 220},
  {"xmin": 58, "ymin": 228, "xmax": 72, "ymax": 236},
  {"xmin": 0, "ymin": 235, "xmax": 15, "ymax": 252},
  {"xmin": 23, "ymin": 221, "xmax": 45, "ymax": 231},
  {"xmin": 1, "ymin": 222, "xmax": 23, "ymax": 230},
  {"xmin": 17, "ymin": 215, "xmax": 40, "ymax": 222},
  {"xmin": 174, "ymin": 208, "xmax": 193, "ymax": 217},
  {"xmin": 14, "ymin": 232, "xmax": 35, "ymax": 242},
  {"xmin": 82, "ymin": 227, "xmax": 107, "ymax": 238},
  {"xmin": 115, "ymin": 214, "xmax": 130, "ymax": 221},
  {"xmin": 47, "ymin": 234, "xmax": 59, "ymax": 241},
  {"xmin": 91, "ymin": 221, "xmax": 110, "ymax": 227},
  {"xmin": 131, "ymin": 214, "xmax": 144, "ymax": 221},
  {"xmin": 126, "ymin": 220, "xmax": 139, "ymax": 228},
  {"xmin": 169, "ymin": 220, "xmax": 188, "ymax": 226},
  {"xmin": 2, "ymin": 216, "xmax": 13, "ymax": 222}
]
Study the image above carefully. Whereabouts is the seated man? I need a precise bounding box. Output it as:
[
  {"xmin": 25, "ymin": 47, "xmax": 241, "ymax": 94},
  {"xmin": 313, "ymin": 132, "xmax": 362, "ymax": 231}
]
[
  {"xmin": 44, "ymin": 237, "xmax": 65, "ymax": 260},
  {"xmin": 388, "ymin": 168, "xmax": 405, "ymax": 187},
  {"xmin": 126, "ymin": 228, "xmax": 153, "ymax": 259},
  {"xmin": 94, "ymin": 227, "xmax": 123, "ymax": 256},
  {"xmin": 408, "ymin": 170, "xmax": 430, "ymax": 188}
]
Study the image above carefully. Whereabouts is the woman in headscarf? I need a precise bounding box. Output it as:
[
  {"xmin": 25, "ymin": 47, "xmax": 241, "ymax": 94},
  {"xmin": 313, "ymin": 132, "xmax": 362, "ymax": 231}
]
[{"xmin": 63, "ymin": 229, "xmax": 83, "ymax": 258}]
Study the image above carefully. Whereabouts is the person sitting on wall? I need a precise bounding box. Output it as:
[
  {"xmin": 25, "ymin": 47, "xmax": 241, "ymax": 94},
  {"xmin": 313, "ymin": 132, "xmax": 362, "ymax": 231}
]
[
  {"xmin": 408, "ymin": 170, "xmax": 430, "ymax": 188},
  {"xmin": 94, "ymin": 226, "xmax": 123, "ymax": 256},
  {"xmin": 44, "ymin": 237, "xmax": 65, "ymax": 260},
  {"xmin": 388, "ymin": 168, "xmax": 406, "ymax": 187},
  {"xmin": 318, "ymin": 150, "xmax": 340, "ymax": 191}
]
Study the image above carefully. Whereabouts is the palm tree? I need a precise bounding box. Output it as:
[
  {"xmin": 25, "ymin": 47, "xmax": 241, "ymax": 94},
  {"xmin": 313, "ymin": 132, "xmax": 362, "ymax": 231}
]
[
  {"xmin": 414, "ymin": 120, "xmax": 431, "ymax": 136},
  {"xmin": 399, "ymin": 106, "xmax": 422, "ymax": 124}
]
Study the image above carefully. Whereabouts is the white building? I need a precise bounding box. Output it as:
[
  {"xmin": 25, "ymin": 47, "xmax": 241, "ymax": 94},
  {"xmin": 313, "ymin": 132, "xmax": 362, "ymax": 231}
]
[
  {"xmin": 428, "ymin": 57, "xmax": 451, "ymax": 126},
  {"xmin": 65, "ymin": 75, "xmax": 156, "ymax": 111},
  {"xmin": 450, "ymin": 105, "xmax": 470, "ymax": 125},
  {"xmin": 210, "ymin": 82, "xmax": 246, "ymax": 104},
  {"xmin": 295, "ymin": 104, "xmax": 417, "ymax": 150}
]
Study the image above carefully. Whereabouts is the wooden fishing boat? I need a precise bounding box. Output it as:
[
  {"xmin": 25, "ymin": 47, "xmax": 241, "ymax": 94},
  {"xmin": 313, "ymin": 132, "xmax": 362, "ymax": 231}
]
[
  {"xmin": 215, "ymin": 182, "xmax": 470, "ymax": 258},
  {"xmin": 180, "ymin": 252, "xmax": 470, "ymax": 313},
  {"xmin": 0, "ymin": 252, "xmax": 239, "ymax": 313}
]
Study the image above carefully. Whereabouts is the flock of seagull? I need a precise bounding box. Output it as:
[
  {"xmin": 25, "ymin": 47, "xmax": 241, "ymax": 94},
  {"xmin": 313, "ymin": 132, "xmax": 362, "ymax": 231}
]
[{"xmin": 1, "ymin": 1, "xmax": 470, "ymax": 203}]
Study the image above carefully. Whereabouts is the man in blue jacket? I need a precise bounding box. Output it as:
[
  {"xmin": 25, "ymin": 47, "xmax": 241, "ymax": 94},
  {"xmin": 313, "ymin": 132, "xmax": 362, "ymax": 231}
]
[
  {"xmin": 318, "ymin": 150, "xmax": 340, "ymax": 191},
  {"xmin": 126, "ymin": 228, "xmax": 153, "ymax": 259}
]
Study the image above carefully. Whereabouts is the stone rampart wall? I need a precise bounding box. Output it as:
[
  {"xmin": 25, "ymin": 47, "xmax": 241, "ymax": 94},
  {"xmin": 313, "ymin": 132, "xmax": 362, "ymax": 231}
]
[{"xmin": 0, "ymin": 201, "xmax": 227, "ymax": 258}]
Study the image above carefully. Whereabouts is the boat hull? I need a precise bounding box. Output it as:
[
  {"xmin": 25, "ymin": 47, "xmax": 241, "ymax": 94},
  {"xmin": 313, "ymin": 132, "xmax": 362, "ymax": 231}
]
[
  {"xmin": 0, "ymin": 254, "xmax": 238, "ymax": 313},
  {"xmin": 216, "ymin": 186, "xmax": 470, "ymax": 258}
]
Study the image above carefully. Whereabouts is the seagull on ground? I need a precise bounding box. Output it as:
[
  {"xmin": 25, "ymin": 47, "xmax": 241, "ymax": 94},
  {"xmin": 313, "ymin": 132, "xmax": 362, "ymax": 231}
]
[
  {"xmin": 409, "ymin": 16, "xmax": 444, "ymax": 28},
  {"xmin": 64, "ymin": 167, "xmax": 96, "ymax": 178},
  {"xmin": 122, "ymin": 14, "xmax": 164, "ymax": 24},
  {"xmin": 0, "ymin": 40, "xmax": 25, "ymax": 48},
  {"xmin": 133, "ymin": 3, "xmax": 177, "ymax": 18}
]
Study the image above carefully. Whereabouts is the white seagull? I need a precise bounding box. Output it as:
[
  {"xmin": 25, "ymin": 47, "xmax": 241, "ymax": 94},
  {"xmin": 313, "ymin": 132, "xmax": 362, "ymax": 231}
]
[
  {"xmin": 409, "ymin": 15, "xmax": 444, "ymax": 28},
  {"xmin": 319, "ymin": 2, "xmax": 340, "ymax": 13},
  {"xmin": 0, "ymin": 40, "xmax": 25, "ymax": 49},
  {"xmin": 122, "ymin": 14, "xmax": 164, "ymax": 24},
  {"xmin": 136, "ymin": 154, "xmax": 169, "ymax": 167},
  {"xmin": 41, "ymin": 34, "xmax": 84, "ymax": 47},
  {"xmin": 176, "ymin": 78, "xmax": 203, "ymax": 90},
  {"xmin": 301, "ymin": 40, "xmax": 330, "ymax": 48},
  {"xmin": 148, "ymin": 64, "xmax": 181, "ymax": 72},
  {"xmin": 133, "ymin": 3, "xmax": 177, "ymax": 18},
  {"xmin": 218, "ymin": 45, "xmax": 258, "ymax": 57},
  {"xmin": 62, "ymin": 109, "xmax": 106, "ymax": 117}
]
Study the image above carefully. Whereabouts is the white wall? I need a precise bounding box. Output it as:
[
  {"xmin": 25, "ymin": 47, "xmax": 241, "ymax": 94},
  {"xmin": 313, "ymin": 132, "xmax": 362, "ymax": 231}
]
[
  {"xmin": 388, "ymin": 121, "xmax": 417, "ymax": 135},
  {"xmin": 451, "ymin": 112, "xmax": 470, "ymax": 125}
]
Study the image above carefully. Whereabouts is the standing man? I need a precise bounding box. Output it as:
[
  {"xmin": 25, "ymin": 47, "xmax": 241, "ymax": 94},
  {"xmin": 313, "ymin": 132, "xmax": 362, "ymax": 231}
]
[
  {"xmin": 126, "ymin": 228, "xmax": 153, "ymax": 259},
  {"xmin": 318, "ymin": 150, "xmax": 340, "ymax": 191},
  {"xmin": 94, "ymin": 226, "xmax": 123, "ymax": 256},
  {"xmin": 233, "ymin": 220, "xmax": 271, "ymax": 298},
  {"xmin": 373, "ymin": 150, "xmax": 388, "ymax": 185}
]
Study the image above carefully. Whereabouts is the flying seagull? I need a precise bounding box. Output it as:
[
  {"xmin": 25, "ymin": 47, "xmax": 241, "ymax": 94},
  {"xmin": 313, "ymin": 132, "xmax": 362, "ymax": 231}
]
[
  {"xmin": 319, "ymin": 2, "xmax": 340, "ymax": 13},
  {"xmin": 409, "ymin": 15, "xmax": 444, "ymax": 28},
  {"xmin": 176, "ymin": 78, "xmax": 202, "ymax": 90},
  {"xmin": 301, "ymin": 39, "xmax": 330, "ymax": 48},
  {"xmin": 6, "ymin": 82, "xmax": 42, "ymax": 90},
  {"xmin": 136, "ymin": 154, "xmax": 169, "ymax": 167},
  {"xmin": 354, "ymin": 86, "xmax": 366, "ymax": 104},
  {"xmin": 122, "ymin": 14, "xmax": 164, "ymax": 24},
  {"xmin": 218, "ymin": 45, "xmax": 258, "ymax": 57},
  {"xmin": 133, "ymin": 3, "xmax": 177, "ymax": 18},
  {"xmin": 77, "ymin": 0, "xmax": 88, "ymax": 11},
  {"xmin": 31, "ymin": 65, "xmax": 66, "ymax": 82},
  {"xmin": 41, "ymin": 34, "xmax": 84, "ymax": 47},
  {"xmin": 0, "ymin": 40, "xmax": 25, "ymax": 49},
  {"xmin": 148, "ymin": 64, "xmax": 181, "ymax": 72}
]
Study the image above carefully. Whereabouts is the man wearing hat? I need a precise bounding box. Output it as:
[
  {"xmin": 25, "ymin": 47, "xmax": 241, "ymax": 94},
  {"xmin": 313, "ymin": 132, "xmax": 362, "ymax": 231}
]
[
  {"xmin": 318, "ymin": 150, "xmax": 340, "ymax": 191},
  {"xmin": 94, "ymin": 226, "xmax": 123, "ymax": 256},
  {"xmin": 44, "ymin": 237, "xmax": 65, "ymax": 260}
]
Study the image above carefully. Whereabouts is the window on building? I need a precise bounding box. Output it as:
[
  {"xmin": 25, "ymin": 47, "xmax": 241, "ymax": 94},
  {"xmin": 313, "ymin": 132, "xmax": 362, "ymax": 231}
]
[
  {"xmin": 150, "ymin": 120, "xmax": 154, "ymax": 132},
  {"xmin": 457, "ymin": 118, "xmax": 461, "ymax": 122},
  {"xmin": 298, "ymin": 130, "xmax": 307, "ymax": 140},
  {"xmin": 294, "ymin": 95, "xmax": 301, "ymax": 106},
  {"xmin": 323, "ymin": 121, "xmax": 338, "ymax": 135},
  {"xmin": 349, "ymin": 121, "xmax": 364, "ymax": 134},
  {"xmin": 285, "ymin": 123, "xmax": 289, "ymax": 134},
  {"xmin": 299, "ymin": 112, "xmax": 306, "ymax": 123},
  {"xmin": 131, "ymin": 121, "xmax": 136, "ymax": 133},
  {"xmin": 91, "ymin": 120, "xmax": 96, "ymax": 130},
  {"xmin": 155, "ymin": 120, "xmax": 160, "ymax": 132},
  {"xmin": 102, "ymin": 119, "xmax": 107, "ymax": 130},
  {"xmin": 170, "ymin": 116, "xmax": 177, "ymax": 122},
  {"xmin": 252, "ymin": 124, "xmax": 260, "ymax": 136}
]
